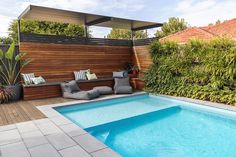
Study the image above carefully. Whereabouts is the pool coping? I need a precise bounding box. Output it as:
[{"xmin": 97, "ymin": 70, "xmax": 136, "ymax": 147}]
[{"xmin": 36, "ymin": 92, "xmax": 236, "ymax": 157}]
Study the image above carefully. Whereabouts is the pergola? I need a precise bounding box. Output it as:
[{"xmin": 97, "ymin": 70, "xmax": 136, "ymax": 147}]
[{"xmin": 18, "ymin": 5, "xmax": 163, "ymax": 39}]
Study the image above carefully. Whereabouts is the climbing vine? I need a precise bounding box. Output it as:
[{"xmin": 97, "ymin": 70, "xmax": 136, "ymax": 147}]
[{"xmin": 143, "ymin": 38, "xmax": 236, "ymax": 105}]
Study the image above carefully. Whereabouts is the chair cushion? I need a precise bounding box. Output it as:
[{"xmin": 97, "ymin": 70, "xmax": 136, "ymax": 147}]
[
  {"xmin": 74, "ymin": 69, "xmax": 90, "ymax": 80},
  {"xmin": 31, "ymin": 76, "xmax": 46, "ymax": 85},
  {"xmin": 114, "ymin": 86, "xmax": 132, "ymax": 94},
  {"xmin": 114, "ymin": 77, "xmax": 130, "ymax": 89},
  {"xmin": 63, "ymin": 89, "xmax": 99, "ymax": 100},
  {"xmin": 21, "ymin": 73, "xmax": 35, "ymax": 85},
  {"xmin": 86, "ymin": 73, "xmax": 97, "ymax": 80},
  {"xmin": 60, "ymin": 81, "xmax": 80, "ymax": 93},
  {"xmin": 93, "ymin": 86, "xmax": 113, "ymax": 95}
]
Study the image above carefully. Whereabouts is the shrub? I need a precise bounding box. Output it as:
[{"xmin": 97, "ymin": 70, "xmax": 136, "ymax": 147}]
[{"xmin": 143, "ymin": 38, "xmax": 236, "ymax": 105}]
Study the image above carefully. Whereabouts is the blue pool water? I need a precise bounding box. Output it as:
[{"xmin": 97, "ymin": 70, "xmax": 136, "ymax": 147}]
[{"xmin": 56, "ymin": 94, "xmax": 236, "ymax": 157}]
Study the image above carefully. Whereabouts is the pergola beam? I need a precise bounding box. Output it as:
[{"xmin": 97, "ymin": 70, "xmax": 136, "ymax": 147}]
[
  {"xmin": 86, "ymin": 17, "xmax": 112, "ymax": 26},
  {"xmin": 132, "ymin": 23, "xmax": 163, "ymax": 31}
]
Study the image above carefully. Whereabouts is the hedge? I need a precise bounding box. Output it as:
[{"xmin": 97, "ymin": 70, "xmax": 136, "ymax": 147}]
[{"xmin": 143, "ymin": 38, "xmax": 236, "ymax": 105}]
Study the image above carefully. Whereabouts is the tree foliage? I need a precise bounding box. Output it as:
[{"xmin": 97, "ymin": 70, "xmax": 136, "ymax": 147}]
[
  {"xmin": 107, "ymin": 28, "xmax": 147, "ymax": 40},
  {"xmin": 8, "ymin": 19, "xmax": 85, "ymax": 43},
  {"xmin": 143, "ymin": 38, "xmax": 236, "ymax": 105},
  {"xmin": 0, "ymin": 37, "xmax": 13, "ymax": 44},
  {"xmin": 155, "ymin": 17, "xmax": 188, "ymax": 38},
  {"xmin": 208, "ymin": 20, "xmax": 224, "ymax": 26}
]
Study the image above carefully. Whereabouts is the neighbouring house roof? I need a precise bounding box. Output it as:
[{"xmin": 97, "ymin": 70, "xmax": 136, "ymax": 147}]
[{"xmin": 160, "ymin": 18, "xmax": 236, "ymax": 43}]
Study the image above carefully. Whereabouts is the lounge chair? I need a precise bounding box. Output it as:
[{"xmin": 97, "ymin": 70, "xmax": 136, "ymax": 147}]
[
  {"xmin": 114, "ymin": 77, "xmax": 133, "ymax": 94},
  {"xmin": 60, "ymin": 81, "xmax": 100, "ymax": 100}
]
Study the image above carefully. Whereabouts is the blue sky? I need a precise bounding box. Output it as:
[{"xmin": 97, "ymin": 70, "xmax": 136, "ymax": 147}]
[{"xmin": 0, "ymin": 0, "xmax": 236, "ymax": 37}]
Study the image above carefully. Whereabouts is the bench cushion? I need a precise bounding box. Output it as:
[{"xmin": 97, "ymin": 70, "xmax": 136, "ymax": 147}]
[
  {"xmin": 93, "ymin": 86, "xmax": 113, "ymax": 95},
  {"xmin": 61, "ymin": 81, "xmax": 80, "ymax": 93},
  {"xmin": 114, "ymin": 86, "xmax": 132, "ymax": 94},
  {"xmin": 63, "ymin": 89, "xmax": 100, "ymax": 100}
]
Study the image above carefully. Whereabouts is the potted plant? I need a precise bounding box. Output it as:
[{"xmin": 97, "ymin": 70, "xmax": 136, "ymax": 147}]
[
  {"xmin": 131, "ymin": 65, "xmax": 139, "ymax": 76},
  {"xmin": 0, "ymin": 43, "xmax": 31, "ymax": 101},
  {"xmin": 0, "ymin": 84, "xmax": 14, "ymax": 104},
  {"xmin": 125, "ymin": 63, "xmax": 139, "ymax": 77}
]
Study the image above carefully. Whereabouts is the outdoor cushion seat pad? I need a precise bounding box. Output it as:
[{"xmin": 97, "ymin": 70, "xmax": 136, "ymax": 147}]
[
  {"xmin": 60, "ymin": 80, "xmax": 80, "ymax": 93},
  {"xmin": 114, "ymin": 77, "xmax": 133, "ymax": 94},
  {"xmin": 63, "ymin": 89, "xmax": 100, "ymax": 100},
  {"xmin": 93, "ymin": 86, "xmax": 113, "ymax": 95},
  {"xmin": 114, "ymin": 86, "xmax": 132, "ymax": 94}
]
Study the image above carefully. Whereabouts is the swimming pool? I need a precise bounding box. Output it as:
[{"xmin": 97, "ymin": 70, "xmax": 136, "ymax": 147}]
[{"xmin": 55, "ymin": 94, "xmax": 236, "ymax": 157}]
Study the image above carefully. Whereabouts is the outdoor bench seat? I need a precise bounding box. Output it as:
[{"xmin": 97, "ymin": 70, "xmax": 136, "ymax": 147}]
[{"xmin": 22, "ymin": 78, "xmax": 114, "ymax": 100}]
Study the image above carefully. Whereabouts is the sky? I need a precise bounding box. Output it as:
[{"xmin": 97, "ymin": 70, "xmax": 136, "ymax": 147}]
[{"xmin": 0, "ymin": 0, "xmax": 236, "ymax": 37}]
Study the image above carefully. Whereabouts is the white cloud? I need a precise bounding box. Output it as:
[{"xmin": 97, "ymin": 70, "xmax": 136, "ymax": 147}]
[
  {"xmin": 0, "ymin": 15, "xmax": 14, "ymax": 37},
  {"xmin": 175, "ymin": 0, "xmax": 236, "ymax": 26}
]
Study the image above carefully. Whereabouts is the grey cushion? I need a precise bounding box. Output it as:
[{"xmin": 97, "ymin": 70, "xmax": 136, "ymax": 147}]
[
  {"xmin": 113, "ymin": 71, "xmax": 125, "ymax": 78},
  {"xmin": 114, "ymin": 77, "xmax": 133, "ymax": 94},
  {"xmin": 61, "ymin": 81, "xmax": 79, "ymax": 94},
  {"xmin": 93, "ymin": 86, "xmax": 113, "ymax": 95},
  {"xmin": 61, "ymin": 81, "xmax": 80, "ymax": 93},
  {"xmin": 114, "ymin": 86, "xmax": 133, "ymax": 94},
  {"xmin": 63, "ymin": 89, "xmax": 100, "ymax": 100},
  {"xmin": 122, "ymin": 70, "xmax": 128, "ymax": 78},
  {"xmin": 114, "ymin": 77, "xmax": 130, "ymax": 89}
]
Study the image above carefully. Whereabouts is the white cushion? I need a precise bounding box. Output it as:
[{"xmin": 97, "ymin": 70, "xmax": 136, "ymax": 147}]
[
  {"xmin": 74, "ymin": 69, "xmax": 90, "ymax": 80},
  {"xmin": 21, "ymin": 73, "xmax": 35, "ymax": 85}
]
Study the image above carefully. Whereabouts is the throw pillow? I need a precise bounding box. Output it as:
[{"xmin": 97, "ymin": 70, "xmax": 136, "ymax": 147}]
[
  {"xmin": 21, "ymin": 73, "xmax": 35, "ymax": 85},
  {"xmin": 86, "ymin": 73, "xmax": 97, "ymax": 80}
]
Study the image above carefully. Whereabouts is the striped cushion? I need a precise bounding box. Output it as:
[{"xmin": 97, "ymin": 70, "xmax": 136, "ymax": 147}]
[
  {"xmin": 21, "ymin": 73, "xmax": 35, "ymax": 85},
  {"xmin": 74, "ymin": 70, "xmax": 89, "ymax": 80}
]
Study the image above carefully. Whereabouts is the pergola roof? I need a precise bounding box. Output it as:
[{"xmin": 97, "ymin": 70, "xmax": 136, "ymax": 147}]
[{"xmin": 19, "ymin": 5, "xmax": 163, "ymax": 31}]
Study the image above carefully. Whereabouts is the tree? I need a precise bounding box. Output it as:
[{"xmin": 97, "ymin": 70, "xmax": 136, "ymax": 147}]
[
  {"xmin": 8, "ymin": 19, "xmax": 86, "ymax": 43},
  {"xmin": 107, "ymin": 29, "xmax": 147, "ymax": 40},
  {"xmin": 208, "ymin": 20, "xmax": 223, "ymax": 26},
  {"xmin": 0, "ymin": 37, "xmax": 12, "ymax": 44},
  {"xmin": 155, "ymin": 17, "xmax": 188, "ymax": 38}
]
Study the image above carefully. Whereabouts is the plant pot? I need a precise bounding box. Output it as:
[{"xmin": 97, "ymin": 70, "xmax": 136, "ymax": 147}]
[{"xmin": 6, "ymin": 84, "xmax": 21, "ymax": 101}]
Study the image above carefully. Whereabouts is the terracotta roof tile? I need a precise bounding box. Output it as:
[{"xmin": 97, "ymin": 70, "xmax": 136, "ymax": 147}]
[{"xmin": 160, "ymin": 18, "xmax": 236, "ymax": 43}]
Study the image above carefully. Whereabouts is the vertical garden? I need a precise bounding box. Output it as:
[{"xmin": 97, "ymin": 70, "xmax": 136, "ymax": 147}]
[{"xmin": 144, "ymin": 38, "xmax": 236, "ymax": 105}]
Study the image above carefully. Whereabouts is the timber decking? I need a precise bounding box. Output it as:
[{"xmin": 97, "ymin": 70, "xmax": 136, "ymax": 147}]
[{"xmin": 0, "ymin": 98, "xmax": 72, "ymax": 126}]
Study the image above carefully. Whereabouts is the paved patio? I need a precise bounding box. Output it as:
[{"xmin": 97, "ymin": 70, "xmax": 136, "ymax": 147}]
[
  {"xmin": 0, "ymin": 92, "xmax": 141, "ymax": 157},
  {"xmin": 0, "ymin": 118, "xmax": 120, "ymax": 157}
]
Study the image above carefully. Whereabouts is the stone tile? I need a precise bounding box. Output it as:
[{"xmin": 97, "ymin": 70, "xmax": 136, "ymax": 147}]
[
  {"xmin": 59, "ymin": 145, "xmax": 91, "ymax": 157},
  {"xmin": 46, "ymin": 133, "xmax": 76, "ymax": 150},
  {"xmin": 29, "ymin": 144, "xmax": 61, "ymax": 157},
  {"xmin": 0, "ymin": 129, "xmax": 21, "ymax": 146},
  {"xmin": 0, "ymin": 124, "xmax": 16, "ymax": 132},
  {"xmin": 59, "ymin": 123, "xmax": 87, "ymax": 137},
  {"xmin": 50, "ymin": 116, "xmax": 72, "ymax": 126},
  {"xmin": 41, "ymin": 109, "xmax": 60, "ymax": 118},
  {"xmin": 33, "ymin": 118, "xmax": 51, "ymax": 125},
  {"xmin": 73, "ymin": 134, "xmax": 107, "ymax": 153},
  {"xmin": 91, "ymin": 148, "xmax": 121, "ymax": 157},
  {"xmin": 21, "ymin": 130, "xmax": 48, "ymax": 148},
  {"xmin": 0, "ymin": 142, "xmax": 31, "ymax": 157},
  {"xmin": 37, "ymin": 122, "xmax": 62, "ymax": 135},
  {"xmin": 16, "ymin": 121, "xmax": 38, "ymax": 133}
]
